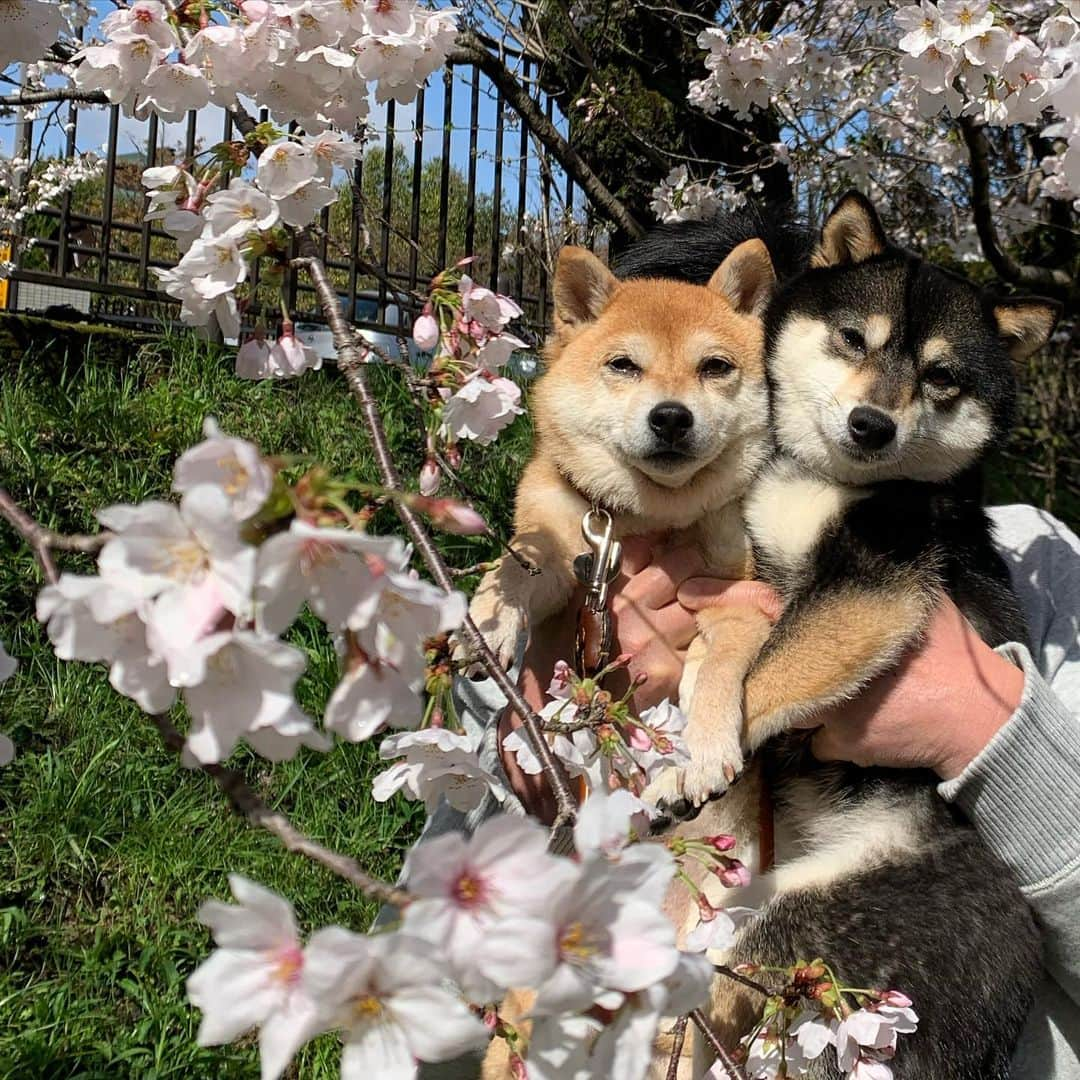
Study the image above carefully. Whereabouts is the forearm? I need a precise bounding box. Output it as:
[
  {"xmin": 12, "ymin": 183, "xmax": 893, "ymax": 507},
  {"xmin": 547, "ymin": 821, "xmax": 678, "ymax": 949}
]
[{"xmin": 938, "ymin": 643, "xmax": 1080, "ymax": 1006}]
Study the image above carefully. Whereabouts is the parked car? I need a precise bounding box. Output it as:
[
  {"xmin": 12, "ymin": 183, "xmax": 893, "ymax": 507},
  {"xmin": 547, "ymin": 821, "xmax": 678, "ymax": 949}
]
[{"xmin": 293, "ymin": 291, "xmax": 422, "ymax": 364}]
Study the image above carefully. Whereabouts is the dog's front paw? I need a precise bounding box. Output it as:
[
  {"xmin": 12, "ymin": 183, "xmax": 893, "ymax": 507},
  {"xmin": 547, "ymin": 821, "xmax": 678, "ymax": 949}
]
[
  {"xmin": 461, "ymin": 594, "xmax": 527, "ymax": 671},
  {"xmin": 680, "ymin": 721, "xmax": 745, "ymax": 807}
]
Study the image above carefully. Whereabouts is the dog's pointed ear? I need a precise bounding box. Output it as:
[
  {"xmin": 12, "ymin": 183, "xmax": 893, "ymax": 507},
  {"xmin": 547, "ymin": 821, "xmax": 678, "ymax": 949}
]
[
  {"xmin": 553, "ymin": 246, "xmax": 618, "ymax": 332},
  {"xmin": 811, "ymin": 191, "xmax": 888, "ymax": 268},
  {"xmin": 707, "ymin": 238, "xmax": 776, "ymax": 315},
  {"xmin": 992, "ymin": 297, "xmax": 1061, "ymax": 362}
]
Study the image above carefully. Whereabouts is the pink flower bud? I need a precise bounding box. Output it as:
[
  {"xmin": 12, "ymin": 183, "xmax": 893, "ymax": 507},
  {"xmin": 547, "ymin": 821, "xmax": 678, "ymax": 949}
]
[
  {"xmin": 705, "ymin": 834, "xmax": 738, "ymax": 853},
  {"xmin": 625, "ymin": 723, "xmax": 652, "ymax": 751},
  {"xmin": 509, "ymin": 1055, "xmax": 527, "ymax": 1080},
  {"xmin": 419, "ymin": 457, "xmax": 441, "ymax": 496},
  {"xmin": 715, "ymin": 857, "xmax": 751, "ymax": 888},
  {"xmin": 879, "ymin": 990, "xmax": 913, "ymax": 1008},
  {"xmin": 413, "ymin": 313, "xmax": 440, "ymax": 351},
  {"xmin": 418, "ymin": 497, "xmax": 487, "ymax": 535}
]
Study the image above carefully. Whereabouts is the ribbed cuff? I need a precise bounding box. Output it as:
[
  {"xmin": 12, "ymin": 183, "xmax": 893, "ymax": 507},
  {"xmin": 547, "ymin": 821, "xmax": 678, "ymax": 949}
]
[{"xmin": 938, "ymin": 643, "xmax": 1080, "ymax": 891}]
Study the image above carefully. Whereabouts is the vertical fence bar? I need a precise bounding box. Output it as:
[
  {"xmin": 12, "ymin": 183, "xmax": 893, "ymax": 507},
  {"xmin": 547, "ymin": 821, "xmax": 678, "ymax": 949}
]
[
  {"xmin": 408, "ymin": 86, "xmax": 425, "ymax": 296},
  {"xmin": 285, "ymin": 120, "xmax": 299, "ymax": 316},
  {"xmin": 489, "ymin": 86, "xmax": 504, "ymax": 290},
  {"xmin": 436, "ymin": 65, "xmax": 453, "ymax": 269},
  {"xmin": 138, "ymin": 112, "xmax": 160, "ymax": 290},
  {"xmin": 464, "ymin": 65, "xmax": 480, "ymax": 257},
  {"xmin": 8, "ymin": 94, "xmax": 34, "ymax": 309},
  {"xmin": 56, "ymin": 96, "xmax": 81, "ymax": 278},
  {"xmin": 537, "ymin": 93, "xmax": 556, "ymax": 331},
  {"xmin": 514, "ymin": 59, "xmax": 530, "ymax": 301},
  {"xmin": 185, "ymin": 110, "xmax": 198, "ymax": 161},
  {"xmin": 97, "ymin": 105, "xmax": 120, "ymax": 286},
  {"xmin": 347, "ymin": 128, "xmax": 364, "ymax": 317},
  {"xmin": 379, "ymin": 98, "xmax": 396, "ymax": 321}
]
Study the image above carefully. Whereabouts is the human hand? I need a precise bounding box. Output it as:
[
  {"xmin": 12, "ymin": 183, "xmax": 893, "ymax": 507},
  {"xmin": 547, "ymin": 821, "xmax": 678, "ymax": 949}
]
[
  {"xmin": 801, "ymin": 597, "xmax": 1025, "ymax": 780},
  {"xmin": 496, "ymin": 536, "xmax": 782, "ymax": 819}
]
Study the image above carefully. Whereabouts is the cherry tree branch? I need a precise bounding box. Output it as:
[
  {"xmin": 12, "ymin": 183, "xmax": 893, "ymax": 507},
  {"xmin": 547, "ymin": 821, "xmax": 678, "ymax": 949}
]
[
  {"xmin": 0, "ymin": 486, "xmax": 60, "ymax": 583},
  {"xmin": 959, "ymin": 117, "xmax": 1073, "ymax": 300},
  {"xmin": 690, "ymin": 1009, "xmax": 749, "ymax": 1080},
  {"xmin": 665, "ymin": 1015, "xmax": 689, "ymax": 1080},
  {"xmin": 151, "ymin": 714, "xmax": 410, "ymax": 908},
  {"xmin": 448, "ymin": 30, "xmax": 646, "ymax": 240},
  {"xmin": 296, "ymin": 246, "xmax": 580, "ymax": 845},
  {"xmin": 0, "ymin": 87, "xmax": 107, "ymax": 108}
]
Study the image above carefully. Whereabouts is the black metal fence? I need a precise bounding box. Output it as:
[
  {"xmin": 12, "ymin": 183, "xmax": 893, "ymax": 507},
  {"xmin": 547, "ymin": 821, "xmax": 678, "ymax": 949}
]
[{"xmin": 5, "ymin": 44, "xmax": 595, "ymax": 341}]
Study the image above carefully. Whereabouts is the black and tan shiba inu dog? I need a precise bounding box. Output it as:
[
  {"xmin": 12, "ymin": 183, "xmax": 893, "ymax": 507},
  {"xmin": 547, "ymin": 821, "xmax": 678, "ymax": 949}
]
[{"xmin": 621, "ymin": 194, "xmax": 1060, "ymax": 1079}]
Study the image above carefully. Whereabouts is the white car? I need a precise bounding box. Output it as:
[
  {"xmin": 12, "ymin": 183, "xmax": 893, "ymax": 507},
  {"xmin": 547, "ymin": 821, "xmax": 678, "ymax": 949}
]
[{"xmin": 293, "ymin": 293, "xmax": 421, "ymax": 364}]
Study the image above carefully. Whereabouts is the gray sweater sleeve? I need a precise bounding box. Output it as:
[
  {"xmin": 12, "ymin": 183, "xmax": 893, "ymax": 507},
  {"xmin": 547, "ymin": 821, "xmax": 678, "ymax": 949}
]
[{"xmin": 938, "ymin": 505, "xmax": 1080, "ymax": 1006}]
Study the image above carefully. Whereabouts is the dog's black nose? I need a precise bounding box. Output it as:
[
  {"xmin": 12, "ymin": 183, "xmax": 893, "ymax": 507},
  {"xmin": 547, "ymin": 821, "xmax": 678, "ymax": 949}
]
[
  {"xmin": 847, "ymin": 406, "xmax": 896, "ymax": 450},
  {"xmin": 648, "ymin": 401, "xmax": 694, "ymax": 444}
]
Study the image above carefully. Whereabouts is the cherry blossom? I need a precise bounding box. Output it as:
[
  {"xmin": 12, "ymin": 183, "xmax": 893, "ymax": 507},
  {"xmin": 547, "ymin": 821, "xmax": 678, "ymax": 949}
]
[
  {"xmin": 187, "ymin": 875, "xmax": 323, "ymax": 1080},
  {"xmin": 478, "ymin": 854, "xmax": 679, "ymax": 1015},
  {"xmin": 203, "ymin": 179, "xmax": 281, "ymax": 241},
  {"xmin": 372, "ymin": 728, "xmax": 507, "ymax": 812},
  {"xmin": 302, "ymin": 926, "xmax": 488, "ymax": 1078},
  {"xmin": 236, "ymin": 333, "xmax": 273, "ymax": 380},
  {"xmin": 255, "ymin": 520, "xmax": 408, "ymax": 634},
  {"xmin": 173, "ymin": 421, "xmax": 275, "ymax": 522},
  {"xmin": 97, "ymin": 485, "xmax": 255, "ymax": 617},
  {"xmin": 401, "ymin": 814, "xmax": 578, "ymax": 998},
  {"xmin": 440, "ymin": 372, "xmax": 524, "ymax": 445},
  {"xmin": 323, "ymin": 646, "xmax": 425, "ymax": 740},
  {"xmin": 168, "ymin": 630, "xmax": 328, "ymax": 765},
  {"xmin": 1, "ymin": 0, "xmax": 66, "ymax": 68},
  {"xmin": 684, "ymin": 904, "xmax": 757, "ymax": 954},
  {"xmin": 588, "ymin": 950, "xmax": 714, "ymax": 1080},
  {"xmin": 412, "ymin": 312, "xmax": 439, "ymax": 350},
  {"xmin": 835, "ymin": 1001, "xmax": 920, "ymax": 1073},
  {"xmin": 268, "ymin": 326, "xmax": 323, "ymax": 378}
]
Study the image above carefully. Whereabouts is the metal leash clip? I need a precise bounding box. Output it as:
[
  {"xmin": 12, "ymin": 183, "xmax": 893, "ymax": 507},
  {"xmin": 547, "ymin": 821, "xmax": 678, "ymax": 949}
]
[{"xmin": 573, "ymin": 507, "xmax": 623, "ymax": 677}]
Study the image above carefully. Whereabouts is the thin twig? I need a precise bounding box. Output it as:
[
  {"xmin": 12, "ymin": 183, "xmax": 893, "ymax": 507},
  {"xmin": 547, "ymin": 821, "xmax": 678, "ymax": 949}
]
[
  {"xmin": 448, "ymin": 561, "xmax": 499, "ymax": 578},
  {"xmin": 0, "ymin": 487, "xmax": 59, "ymax": 583},
  {"xmin": 690, "ymin": 1009, "xmax": 748, "ymax": 1080},
  {"xmin": 666, "ymin": 1015, "xmax": 689, "ymax": 1080},
  {"xmin": 432, "ymin": 450, "xmax": 540, "ymax": 576},
  {"xmin": 714, "ymin": 964, "xmax": 773, "ymax": 998},
  {"xmin": 958, "ymin": 117, "xmax": 1072, "ymax": 300},
  {"xmin": 298, "ymin": 246, "xmax": 580, "ymax": 845},
  {"xmin": 152, "ymin": 715, "xmax": 410, "ymax": 908}
]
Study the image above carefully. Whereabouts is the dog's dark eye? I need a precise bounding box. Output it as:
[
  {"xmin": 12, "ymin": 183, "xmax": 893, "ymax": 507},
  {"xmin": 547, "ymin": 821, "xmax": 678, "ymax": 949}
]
[
  {"xmin": 840, "ymin": 328, "xmax": 866, "ymax": 352},
  {"xmin": 606, "ymin": 355, "xmax": 640, "ymax": 375},
  {"xmin": 923, "ymin": 365, "xmax": 958, "ymax": 391},
  {"xmin": 700, "ymin": 356, "xmax": 735, "ymax": 378}
]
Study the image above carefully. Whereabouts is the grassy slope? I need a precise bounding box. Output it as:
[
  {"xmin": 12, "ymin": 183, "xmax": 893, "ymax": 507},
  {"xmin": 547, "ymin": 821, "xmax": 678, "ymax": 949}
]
[{"xmin": 0, "ymin": 325, "xmax": 531, "ymax": 1078}]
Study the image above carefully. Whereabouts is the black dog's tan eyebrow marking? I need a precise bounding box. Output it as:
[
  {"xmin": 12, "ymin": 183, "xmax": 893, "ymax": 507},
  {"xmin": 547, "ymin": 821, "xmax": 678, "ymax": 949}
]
[
  {"xmin": 864, "ymin": 314, "xmax": 892, "ymax": 351},
  {"xmin": 919, "ymin": 336, "xmax": 952, "ymax": 366}
]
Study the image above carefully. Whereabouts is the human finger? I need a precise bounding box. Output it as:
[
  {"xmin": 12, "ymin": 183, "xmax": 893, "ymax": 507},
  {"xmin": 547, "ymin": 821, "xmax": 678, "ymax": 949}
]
[
  {"xmin": 619, "ymin": 544, "xmax": 707, "ymax": 610},
  {"xmin": 618, "ymin": 535, "xmax": 657, "ymax": 577},
  {"xmin": 678, "ymin": 578, "xmax": 783, "ymax": 622}
]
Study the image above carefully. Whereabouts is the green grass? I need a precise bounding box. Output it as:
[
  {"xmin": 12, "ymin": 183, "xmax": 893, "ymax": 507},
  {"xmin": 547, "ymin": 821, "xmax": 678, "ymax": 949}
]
[{"xmin": 0, "ymin": 324, "xmax": 533, "ymax": 1078}]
